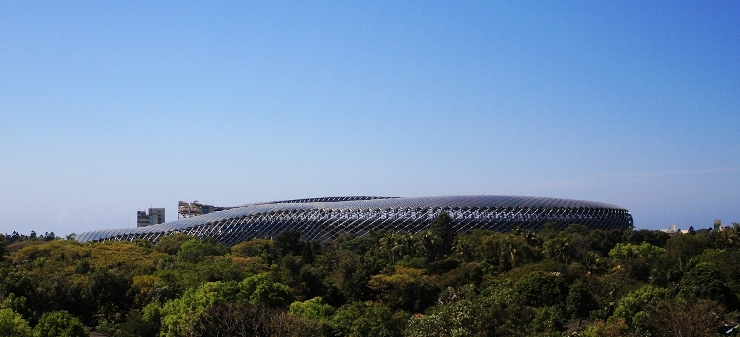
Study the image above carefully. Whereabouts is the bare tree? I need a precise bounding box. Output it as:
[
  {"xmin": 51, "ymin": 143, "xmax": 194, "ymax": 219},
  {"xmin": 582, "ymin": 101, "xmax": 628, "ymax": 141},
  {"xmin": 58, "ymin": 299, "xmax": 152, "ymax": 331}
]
[
  {"xmin": 198, "ymin": 303, "xmax": 319, "ymax": 337},
  {"xmin": 646, "ymin": 297, "xmax": 723, "ymax": 337}
]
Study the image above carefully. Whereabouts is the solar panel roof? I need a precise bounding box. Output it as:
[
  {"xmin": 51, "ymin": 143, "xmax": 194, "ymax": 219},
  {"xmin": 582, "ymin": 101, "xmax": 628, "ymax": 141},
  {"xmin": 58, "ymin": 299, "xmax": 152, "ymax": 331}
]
[{"xmin": 76, "ymin": 195, "xmax": 629, "ymax": 243}]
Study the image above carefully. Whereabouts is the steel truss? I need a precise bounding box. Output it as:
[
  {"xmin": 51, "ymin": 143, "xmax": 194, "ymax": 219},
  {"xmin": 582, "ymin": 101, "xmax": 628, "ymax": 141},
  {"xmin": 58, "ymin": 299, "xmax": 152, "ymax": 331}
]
[{"xmin": 78, "ymin": 196, "xmax": 633, "ymax": 245}]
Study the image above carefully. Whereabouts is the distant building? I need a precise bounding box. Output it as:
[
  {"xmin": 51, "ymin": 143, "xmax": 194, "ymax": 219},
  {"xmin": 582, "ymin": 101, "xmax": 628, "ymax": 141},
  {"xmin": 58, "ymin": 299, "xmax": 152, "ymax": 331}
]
[
  {"xmin": 137, "ymin": 208, "xmax": 165, "ymax": 227},
  {"xmin": 714, "ymin": 219, "xmax": 732, "ymax": 231},
  {"xmin": 177, "ymin": 201, "xmax": 232, "ymax": 219},
  {"xmin": 136, "ymin": 211, "xmax": 148, "ymax": 227},
  {"xmin": 661, "ymin": 224, "xmax": 678, "ymax": 235}
]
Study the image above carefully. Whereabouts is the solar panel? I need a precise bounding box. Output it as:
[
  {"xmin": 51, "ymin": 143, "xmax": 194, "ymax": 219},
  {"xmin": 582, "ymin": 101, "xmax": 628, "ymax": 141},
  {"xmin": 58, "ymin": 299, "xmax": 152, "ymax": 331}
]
[{"xmin": 77, "ymin": 195, "xmax": 632, "ymax": 244}]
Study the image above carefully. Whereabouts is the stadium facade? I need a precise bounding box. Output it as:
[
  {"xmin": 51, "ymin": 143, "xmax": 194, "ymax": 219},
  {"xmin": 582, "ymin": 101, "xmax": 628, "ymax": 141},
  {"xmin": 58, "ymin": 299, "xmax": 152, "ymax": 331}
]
[{"xmin": 76, "ymin": 195, "xmax": 633, "ymax": 245}]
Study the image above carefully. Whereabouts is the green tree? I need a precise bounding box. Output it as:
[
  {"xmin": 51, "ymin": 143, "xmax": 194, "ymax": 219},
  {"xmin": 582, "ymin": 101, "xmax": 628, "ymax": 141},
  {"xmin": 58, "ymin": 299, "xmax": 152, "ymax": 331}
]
[
  {"xmin": 428, "ymin": 212, "xmax": 456, "ymax": 261},
  {"xmin": 176, "ymin": 239, "xmax": 211, "ymax": 263},
  {"xmin": 0, "ymin": 234, "xmax": 6, "ymax": 258},
  {"xmin": 527, "ymin": 305, "xmax": 566, "ymax": 336},
  {"xmin": 542, "ymin": 234, "xmax": 576, "ymax": 264},
  {"xmin": 611, "ymin": 285, "xmax": 669, "ymax": 331},
  {"xmin": 33, "ymin": 310, "xmax": 88, "ymax": 337},
  {"xmin": 404, "ymin": 299, "xmax": 484, "ymax": 337},
  {"xmin": 566, "ymin": 278, "xmax": 598, "ymax": 319},
  {"xmin": 478, "ymin": 233, "xmax": 540, "ymax": 272},
  {"xmin": 514, "ymin": 272, "xmax": 567, "ymax": 307},
  {"xmin": 107, "ymin": 302, "xmax": 161, "ymax": 337},
  {"xmin": 405, "ymin": 282, "xmax": 533, "ymax": 337},
  {"xmin": 715, "ymin": 223, "xmax": 740, "ymax": 249},
  {"xmin": 696, "ymin": 248, "xmax": 740, "ymax": 298},
  {"xmin": 334, "ymin": 302, "xmax": 409, "ymax": 337},
  {"xmin": 585, "ymin": 229, "xmax": 623, "ymax": 256},
  {"xmin": 83, "ymin": 268, "xmax": 133, "ymax": 324},
  {"xmin": 367, "ymin": 267, "xmax": 437, "ymax": 312},
  {"xmin": 0, "ymin": 293, "xmax": 30, "ymax": 320},
  {"xmin": 585, "ymin": 271, "xmax": 642, "ymax": 320},
  {"xmin": 330, "ymin": 250, "xmax": 383, "ymax": 301},
  {"xmin": 581, "ymin": 319, "xmax": 629, "ymax": 337},
  {"xmin": 131, "ymin": 239, "xmax": 154, "ymax": 250},
  {"xmin": 238, "ymin": 273, "xmax": 293, "ymax": 308},
  {"xmin": 379, "ymin": 232, "xmax": 415, "ymax": 264},
  {"xmin": 680, "ymin": 263, "xmax": 738, "ymax": 310},
  {"xmin": 665, "ymin": 233, "xmax": 710, "ymax": 260},
  {"xmin": 289, "ymin": 297, "xmax": 337, "ymax": 335},
  {"xmin": 155, "ymin": 234, "xmax": 197, "ymax": 255},
  {"xmin": 159, "ymin": 281, "xmax": 239, "ymax": 337},
  {"xmin": 622, "ymin": 229, "xmax": 669, "ymax": 248},
  {"xmin": 231, "ymin": 238, "xmax": 273, "ymax": 260},
  {"xmin": 274, "ymin": 230, "xmax": 304, "ymax": 258},
  {"xmin": 0, "ymin": 308, "xmax": 32, "ymax": 337},
  {"xmin": 289, "ymin": 296, "xmax": 335, "ymax": 320},
  {"xmin": 563, "ymin": 224, "xmax": 589, "ymax": 236},
  {"xmin": 608, "ymin": 242, "xmax": 666, "ymax": 281},
  {"xmin": 539, "ymin": 222, "xmax": 561, "ymax": 241}
]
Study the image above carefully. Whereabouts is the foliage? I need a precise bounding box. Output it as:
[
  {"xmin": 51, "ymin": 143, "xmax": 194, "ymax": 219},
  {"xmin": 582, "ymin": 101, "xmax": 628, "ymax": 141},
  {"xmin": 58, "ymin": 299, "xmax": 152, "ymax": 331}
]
[
  {"xmin": 665, "ymin": 232, "xmax": 710, "ymax": 260},
  {"xmin": 680, "ymin": 263, "xmax": 738, "ymax": 310},
  {"xmin": 644, "ymin": 297, "xmax": 724, "ymax": 337},
  {"xmin": 543, "ymin": 234, "xmax": 576, "ymax": 264},
  {"xmin": 696, "ymin": 248, "xmax": 740, "ymax": 297},
  {"xmin": 32, "ymin": 310, "xmax": 88, "ymax": 337},
  {"xmin": 478, "ymin": 232, "xmax": 540, "ymax": 272},
  {"xmin": 333, "ymin": 302, "xmax": 409, "ymax": 337},
  {"xmin": 608, "ymin": 242, "xmax": 666, "ymax": 281},
  {"xmin": 238, "ymin": 273, "xmax": 294, "ymax": 307},
  {"xmin": 198, "ymin": 302, "xmax": 321, "ymax": 337},
  {"xmin": 104, "ymin": 302, "xmax": 161, "ymax": 337},
  {"xmin": 611, "ymin": 284, "xmax": 669, "ymax": 331},
  {"xmin": 231, "ymin": 238, "xmax": 273, "ymax": 259},
  {"xmin": 159, "ymin": 281, "xmax": 239, "ymax": 337},
  {"xmin": 406, "ymin": 282, "xmax": 533, "ymax": 337},
  {"xmin": 427, "ymin": 212, "xmax": 457, "ymax": 262},
  {"xmin": 566, "ymin": 278, "xmax": 598, "ymax": 319},
  {"xmin": 585, "ymin": 229, "xmax": 623, "ymax": 256},
  {"xmin": 514, "ymin": 271, "xmax": 567, "ymax": 307},
  {"xmin": 289, "ymin": 296, "xmax": 335, "ymax": 320},
  {"xmin": 0, "ymin": 234, "xmax": 6, "ymax": 258},
  {"xmin": 0, "ymin": 308, "xmax": 32, "ymax": 337},
  {"xmin": 155, "ymin": 234, "xmax": 197, "ymax": 255},
  {"xmin": 622, "ymin": 229, "xmax": 670, "ymax": 248},
  {"xmin": 367, "ymin": 267, "xmax": 437, "ymax": 312},
  {"xmin": 176, "ymin": 238, "xmax": 228, "ymax": 263},
  {"xmin": 580, "ymin": 319, "xmax": 629, "ymax": 337},
  {"xmin": 3, "ymin": 223, "xmax": 739, "ymax": 337}
]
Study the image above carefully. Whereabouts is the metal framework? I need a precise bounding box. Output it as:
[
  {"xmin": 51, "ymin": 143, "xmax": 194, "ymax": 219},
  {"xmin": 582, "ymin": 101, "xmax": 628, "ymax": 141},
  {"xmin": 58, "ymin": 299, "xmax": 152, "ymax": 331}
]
[{"xmin": 76, "ymin": 195, "xmax": 633, "ymax": 245}]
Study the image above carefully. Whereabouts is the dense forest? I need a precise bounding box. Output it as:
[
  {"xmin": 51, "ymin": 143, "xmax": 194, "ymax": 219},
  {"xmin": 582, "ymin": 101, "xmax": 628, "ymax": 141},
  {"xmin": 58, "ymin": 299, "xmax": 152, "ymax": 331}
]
[{"xmin": 1, "ymin": 215, "xmax": 740, "ymax": 337}]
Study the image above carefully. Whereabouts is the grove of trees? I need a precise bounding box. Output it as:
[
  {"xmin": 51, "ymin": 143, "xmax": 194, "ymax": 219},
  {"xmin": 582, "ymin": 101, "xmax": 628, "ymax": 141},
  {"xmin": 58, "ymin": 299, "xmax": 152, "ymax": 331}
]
[{"xmin": 1, "ymin": 215, "xmax": 740, "ymax": 337}]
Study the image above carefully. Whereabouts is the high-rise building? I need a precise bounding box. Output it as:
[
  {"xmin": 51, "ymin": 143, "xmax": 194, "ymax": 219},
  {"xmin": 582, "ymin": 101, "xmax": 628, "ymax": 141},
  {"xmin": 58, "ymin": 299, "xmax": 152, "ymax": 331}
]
[
  {"xmin": 137, "ymin": 208, "xmax": 165, "ymax": 227},
  {"xmin": 136, "ymin": 211, "xmax": 149, "ymax": 227}
]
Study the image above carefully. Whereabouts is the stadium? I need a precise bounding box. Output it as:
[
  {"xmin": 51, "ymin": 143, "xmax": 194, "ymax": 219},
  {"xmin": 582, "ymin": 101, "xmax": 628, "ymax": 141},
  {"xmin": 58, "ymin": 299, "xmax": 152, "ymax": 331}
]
[{"xmin": 76, "ymin": 195, "xmax": 633, "ymax": 245}]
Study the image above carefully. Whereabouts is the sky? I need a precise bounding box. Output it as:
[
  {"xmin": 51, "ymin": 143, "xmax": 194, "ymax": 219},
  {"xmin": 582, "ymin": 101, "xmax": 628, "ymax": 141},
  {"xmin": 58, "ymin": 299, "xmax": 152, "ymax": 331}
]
[{"xmin": 1, "ymin": 1, "xmax": 739, "ymax": 236}]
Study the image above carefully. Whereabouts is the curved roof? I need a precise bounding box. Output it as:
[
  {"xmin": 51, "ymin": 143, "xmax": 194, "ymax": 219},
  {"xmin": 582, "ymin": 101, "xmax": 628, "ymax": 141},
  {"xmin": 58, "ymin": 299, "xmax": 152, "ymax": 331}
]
[{"xmin": 76, "ymin": 195, "xmax": 630, "ymax": 243}]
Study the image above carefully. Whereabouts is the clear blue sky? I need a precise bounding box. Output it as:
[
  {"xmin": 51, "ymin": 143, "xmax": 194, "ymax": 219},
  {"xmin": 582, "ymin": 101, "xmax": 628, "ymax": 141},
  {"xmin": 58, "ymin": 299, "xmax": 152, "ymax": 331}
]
[{"xmin": 1, "ymin": 1, "xmax": 738, "ymax": 236}]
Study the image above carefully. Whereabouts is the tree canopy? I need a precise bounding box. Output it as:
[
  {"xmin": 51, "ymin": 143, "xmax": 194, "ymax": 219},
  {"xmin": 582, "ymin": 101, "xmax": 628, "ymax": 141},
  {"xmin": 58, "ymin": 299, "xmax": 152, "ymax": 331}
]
[{"xmin": 2, "ymin": 222, "xmax": 740, "ymax": 336}]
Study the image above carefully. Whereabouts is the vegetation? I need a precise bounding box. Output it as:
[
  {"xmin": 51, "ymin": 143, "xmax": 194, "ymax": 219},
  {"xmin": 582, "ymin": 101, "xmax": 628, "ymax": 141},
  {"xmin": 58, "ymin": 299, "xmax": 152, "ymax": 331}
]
[{"xmin": 2, "ymin": 218, "xmax": 740, "ymax": 336}]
